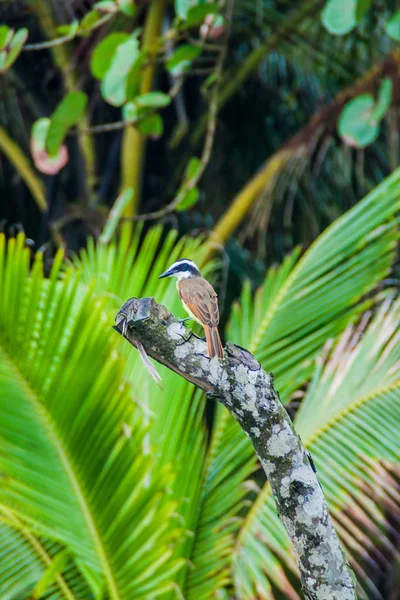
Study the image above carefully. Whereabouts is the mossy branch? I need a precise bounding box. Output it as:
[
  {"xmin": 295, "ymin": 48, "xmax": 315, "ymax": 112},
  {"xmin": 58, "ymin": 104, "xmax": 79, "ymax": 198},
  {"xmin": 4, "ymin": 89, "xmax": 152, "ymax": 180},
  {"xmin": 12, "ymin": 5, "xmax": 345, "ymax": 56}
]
[{"xmin": 114, "ymin": 297, "xmax": 357, "ymax": 600}]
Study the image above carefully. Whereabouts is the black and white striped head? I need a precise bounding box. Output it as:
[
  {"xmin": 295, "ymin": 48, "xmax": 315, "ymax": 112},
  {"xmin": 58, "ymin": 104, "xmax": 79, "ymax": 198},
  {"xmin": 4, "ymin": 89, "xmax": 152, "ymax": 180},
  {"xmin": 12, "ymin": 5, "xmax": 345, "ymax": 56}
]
[{"xmin": 159, "ymin": 259, "xmax": 201, "ymax": 281}]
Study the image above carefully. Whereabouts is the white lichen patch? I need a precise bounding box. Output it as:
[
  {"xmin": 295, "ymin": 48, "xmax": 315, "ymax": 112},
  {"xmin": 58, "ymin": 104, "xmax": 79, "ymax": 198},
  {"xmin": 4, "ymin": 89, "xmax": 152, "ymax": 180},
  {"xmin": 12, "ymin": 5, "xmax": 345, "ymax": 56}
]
[
  {"xmin": 260, "ymin": 458, "xmax": 276, "ymax": 475},
  {"xmin": 250, "ymin": 426, "xmax": 261, "ymax": 438},
  {"xmin": 316, "ymin": 584, "xmax": 355, "ymax": 600},
  {"xmin": 295, "ymin": 488, "xmax": 325, "ymax": 528},
  {"xmin": 235, "ymin": 363, "xmax": 250, "ymax": 384},
  {"xmin": 208, "ymin": 357, "xmax": 224, "ymax": 384},
  {"xmin": 280, "ymin": 475, "xmax": 291, "ymax": 499},
  {"xmin": 217, "ymin": 370, "xmax": 230, "ymax": 392},
  {"xmin": 309, "ymin": 548, "xmax": 327, "ymax": 567},
  {"xmin": 241, "ymin": 394, "xmax": 259, "ymax": 418},
  {"xmin": 174, "ymin": 343, "xmax": 190, "ymax": 360},
  {"xmin": 167, "ymin": 322, "xmax": 186, "ymax": 341},
  {"xmin": 267, "ymin": 423, "xmax": 297, "ymax": 457}
]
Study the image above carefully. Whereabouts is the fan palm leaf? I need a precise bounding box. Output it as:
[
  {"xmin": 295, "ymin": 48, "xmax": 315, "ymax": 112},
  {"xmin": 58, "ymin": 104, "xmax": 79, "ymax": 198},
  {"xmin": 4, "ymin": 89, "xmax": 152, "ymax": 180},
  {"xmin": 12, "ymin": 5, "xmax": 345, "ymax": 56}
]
[
  {"xmin": 0, "ymin": 232, "xmax": 183, "ymax": 599},
  {"xmin": 189, "ymin": 166, "xmax": 400, "ymax": 596},
  {"xmin": 70, "ymin": 224, "xmax": 215, "ymax": 596},
  {"xmin": 229, "ymin": 166, "xmax": 400, "ymax": 400},
  {"xmin": 0, "ymin": 508, "xmax": 91, "ymax": 600},
  {"xmin": 234, "ymin": 298, "xmax": 400, "ymax": 598},
  {"xmin": 183, "ymin": 402, "xmax": 259, "ymax": 599}
]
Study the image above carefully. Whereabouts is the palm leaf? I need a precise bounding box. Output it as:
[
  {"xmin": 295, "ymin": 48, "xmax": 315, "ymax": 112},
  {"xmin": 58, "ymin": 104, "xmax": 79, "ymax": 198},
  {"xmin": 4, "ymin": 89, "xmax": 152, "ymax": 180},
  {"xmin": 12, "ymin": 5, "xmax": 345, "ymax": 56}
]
[
  {"xmin": 0, "ymin": 232, "xmax": 183, "ymax": 599},
  {"xmin": 183, "ymin": 402, "xmax": 259, "ymax": 599},
  {"xmin": 71, "ymin": 223, "xmax": 216, "ymax": 596},
  {"xmin": 198, "ymin": 167, "xmax": 400, "ymax": 596},
  {"xmin": 0, "ymin": 508, "xmax": 90, "ymax": 600},
  {"xmin": 229, "ymin": 166, "xmax": 400, "ymax": 400},
  {"xmin": 234, "ymin": 298, "xmax": 400, "ymax": 599}
]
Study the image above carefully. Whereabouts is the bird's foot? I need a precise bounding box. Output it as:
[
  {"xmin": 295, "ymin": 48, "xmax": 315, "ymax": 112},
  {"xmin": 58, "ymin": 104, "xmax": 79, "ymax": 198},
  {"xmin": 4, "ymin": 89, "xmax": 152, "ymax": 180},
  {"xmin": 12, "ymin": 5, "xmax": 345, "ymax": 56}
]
[
  {"xmin": 176, "ymin": 331, "xmax": 194, "ymax": 346},
  {"xmin": 179, "ymin": 317, "xmax": 192, "ymax": 325},
  {"xmin": 206, "ymin": 390, "xmax": 224, "ymax": 402},
  {"xmin": 176, "ymin": 330, "xmax": 206, "ymax": 346}
]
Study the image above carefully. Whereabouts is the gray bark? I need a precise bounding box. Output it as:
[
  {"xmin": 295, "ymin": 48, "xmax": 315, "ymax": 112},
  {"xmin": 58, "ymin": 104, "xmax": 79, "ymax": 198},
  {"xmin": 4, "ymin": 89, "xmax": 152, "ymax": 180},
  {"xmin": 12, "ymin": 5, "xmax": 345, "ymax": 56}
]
[{"xmin": 114, "ymin": 297, "xmax": 357, "ymax": 600}]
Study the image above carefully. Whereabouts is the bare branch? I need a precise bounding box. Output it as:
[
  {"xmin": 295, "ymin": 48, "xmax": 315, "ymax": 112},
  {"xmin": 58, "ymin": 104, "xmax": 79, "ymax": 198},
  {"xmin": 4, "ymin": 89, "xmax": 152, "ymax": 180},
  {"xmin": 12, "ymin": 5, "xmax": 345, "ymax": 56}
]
[{"xmin": 114, "ymin": 297, "xmax": 357, "ymax": 600}]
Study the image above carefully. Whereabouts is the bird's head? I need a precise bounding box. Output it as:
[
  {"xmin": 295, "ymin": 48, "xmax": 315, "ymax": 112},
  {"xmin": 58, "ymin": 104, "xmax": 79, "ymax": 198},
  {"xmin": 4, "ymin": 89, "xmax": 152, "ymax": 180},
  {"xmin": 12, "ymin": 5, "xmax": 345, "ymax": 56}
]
[{"xmin": 159, "ymin": 259, "xmax": 201, "ymax": 281}]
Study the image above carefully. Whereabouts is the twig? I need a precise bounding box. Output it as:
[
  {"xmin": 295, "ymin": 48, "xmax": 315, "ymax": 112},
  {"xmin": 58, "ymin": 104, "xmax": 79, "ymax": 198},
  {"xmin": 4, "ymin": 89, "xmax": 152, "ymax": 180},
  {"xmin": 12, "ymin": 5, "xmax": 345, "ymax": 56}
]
[{"xmin": 23, "ymin": 14, "xmax": 114, "ymax": 51}]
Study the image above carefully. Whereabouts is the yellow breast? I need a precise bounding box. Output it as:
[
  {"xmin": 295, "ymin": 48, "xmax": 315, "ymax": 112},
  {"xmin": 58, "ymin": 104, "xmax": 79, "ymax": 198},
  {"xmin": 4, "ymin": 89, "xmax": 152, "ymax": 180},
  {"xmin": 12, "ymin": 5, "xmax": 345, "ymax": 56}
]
[{"xmin": 177, "ymin": 280, "xmax": 203, "ymax": 326}]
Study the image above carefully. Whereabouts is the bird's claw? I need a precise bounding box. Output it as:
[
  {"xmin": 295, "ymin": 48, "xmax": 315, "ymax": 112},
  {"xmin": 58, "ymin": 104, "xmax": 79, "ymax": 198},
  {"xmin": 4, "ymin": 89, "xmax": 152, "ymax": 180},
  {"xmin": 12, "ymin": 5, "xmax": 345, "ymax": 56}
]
[
  {"xmin": 121, "ymin": 318, "xmax": 128, "ymax": 337},
  {"xmin": 179, "ymin": 317, "xmax": 191, "ymax": 325},
  {"xmin": 206, "ymin": 390, "xmax": 224, "ymax": 402},
  {"xmin": 176, "ymin": 331, "xmax": 194, "ymax": 346}
]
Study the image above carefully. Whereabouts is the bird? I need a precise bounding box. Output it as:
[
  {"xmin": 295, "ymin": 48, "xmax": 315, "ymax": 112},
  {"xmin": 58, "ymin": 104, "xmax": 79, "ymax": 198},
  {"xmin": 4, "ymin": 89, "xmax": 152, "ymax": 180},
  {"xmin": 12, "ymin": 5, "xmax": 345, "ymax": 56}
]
[{"xmin": 158, "ymin": 258, "xmax": 224, "ymax": 359}]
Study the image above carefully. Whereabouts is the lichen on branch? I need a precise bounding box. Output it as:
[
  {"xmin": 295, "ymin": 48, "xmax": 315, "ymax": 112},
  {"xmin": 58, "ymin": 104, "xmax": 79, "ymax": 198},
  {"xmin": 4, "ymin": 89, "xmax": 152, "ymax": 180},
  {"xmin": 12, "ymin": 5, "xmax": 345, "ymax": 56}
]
[{"xmin": 114, "ymin": 297, "xmax": 357, "ymax": 600}]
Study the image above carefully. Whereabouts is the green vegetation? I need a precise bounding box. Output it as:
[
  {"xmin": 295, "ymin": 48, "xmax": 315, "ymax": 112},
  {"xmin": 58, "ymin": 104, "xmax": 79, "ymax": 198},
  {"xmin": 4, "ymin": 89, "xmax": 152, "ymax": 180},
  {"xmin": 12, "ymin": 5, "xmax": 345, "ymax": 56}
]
[{"xmin": 1, "ymin": 0, "xmax": 400, "ymax": 598}]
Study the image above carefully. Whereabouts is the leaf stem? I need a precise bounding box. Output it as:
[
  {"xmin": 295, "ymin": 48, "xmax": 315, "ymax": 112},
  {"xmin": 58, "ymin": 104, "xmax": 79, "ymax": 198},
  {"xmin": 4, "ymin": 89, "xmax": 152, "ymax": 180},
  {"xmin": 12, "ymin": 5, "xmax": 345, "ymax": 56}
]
[
  {"xmin": 121, "ymin": 0, "xmax": 167, "ymax": 215},
  {"xmin": 0, "ymin": 125, "xmax": 47, "ymax": 212}
]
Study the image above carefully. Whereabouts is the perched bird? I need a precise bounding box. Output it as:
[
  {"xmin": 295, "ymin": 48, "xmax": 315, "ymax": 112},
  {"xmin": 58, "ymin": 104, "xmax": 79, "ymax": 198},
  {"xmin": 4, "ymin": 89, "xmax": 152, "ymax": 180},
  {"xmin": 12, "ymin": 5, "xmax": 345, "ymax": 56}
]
[{"xmin": 159, "ymin": 259, "xmax": 224, "ymax": 359}]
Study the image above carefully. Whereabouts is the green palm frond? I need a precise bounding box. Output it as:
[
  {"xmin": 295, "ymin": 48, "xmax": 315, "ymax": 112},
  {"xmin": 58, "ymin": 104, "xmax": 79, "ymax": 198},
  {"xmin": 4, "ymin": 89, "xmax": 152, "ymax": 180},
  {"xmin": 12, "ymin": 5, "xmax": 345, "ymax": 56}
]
[
  {"xmin": 229, "ymin": 166, "xmax": 400, "ymax": 401},
  {"xmin": 184, "ymin": 403, "xmax": 259, "ymax": 599},
  {"xmin": 0, "ymin": 233, "xmax": 183, "ymax": 599},
  {"xmin": 0, "ymin": 509, "xmax": 90, "ymax": 600},
  {"xmin": 70, "ymin": 224, "xmax": 215, "ymax": 596},
  {"xmin": 234, "ymin": 298, "xmax": 400, "ymax": 599},
  {"xmin": 201, "ymin": 167, "xmax": 400, "ymax": 595}
]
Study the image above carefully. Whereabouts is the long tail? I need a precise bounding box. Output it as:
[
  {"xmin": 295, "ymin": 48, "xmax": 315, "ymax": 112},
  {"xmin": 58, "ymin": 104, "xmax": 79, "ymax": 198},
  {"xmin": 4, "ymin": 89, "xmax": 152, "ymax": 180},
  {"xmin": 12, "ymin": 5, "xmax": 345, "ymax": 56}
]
[{"xmin": 204, "ymin": 325, "xmax": 224, "ymax": 359}]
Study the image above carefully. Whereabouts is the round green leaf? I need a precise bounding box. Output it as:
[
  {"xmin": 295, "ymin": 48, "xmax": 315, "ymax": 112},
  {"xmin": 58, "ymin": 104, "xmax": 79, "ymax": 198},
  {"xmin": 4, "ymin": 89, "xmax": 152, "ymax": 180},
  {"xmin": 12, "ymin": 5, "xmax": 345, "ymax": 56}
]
[
  {"xmin": 386, "ymin": 11, "xmax": 400, "ymax": 41},
  {"xmin": 32, "ymin": 118, "xmax": 51, "ymax": 153},
  {"xmin": 47, "ymin": 91, "xmax": 88, "ymax": 155},
  {"xmin": 134, "ymin": 92, "xmax": 171, "ymax": 108},
  {"xmin": 79, "ymin": 9, "xmax": 102, "ymax": 36},
  {"xmin": 185, "ymin": 3, "xmax": 219, "ymax": 27},
  {"xmin": 175, "ymin": 0, "xmax": 191, "ymax": 19},
  {"xmin": 122, "ymin": 102, "xmax": 138, "ymax": 122},
  {"xmin": 57, "ymin": 20, "xmax": 79, "ymax": 38},
  {"xmin": 321, "ymin": 0, "xmax": 358, "ymax": 35},
  {"xmin": 371, "ymin": 78, "xmax": 393, "ymax": 121},
  {"xmin": 137, "ymin": 114, "xmax": 163, "ymax": 138},
  {"xmin": 1, "ymin": 28, "xmax": 28, "ymax": 72},
  {"xmin": 101, "ymin": 36, "xmax": 140, "ymax": 106},
  {"xmin": 186, "ymin": 157, "xmax": 202, "ymax": 178},
  {"xmin": 167, "ymin": 44, "xmax": 202, "ymax": 75},
  {"xmin": 125, "ymin": 54, "xmax": 145, "ymax": 100},
  {"xmin": 0, "ymin": 26, "xmax": 12, "ymax": 51},
  {"xmin": 355, "ymin": 0, "xmax": 372, "ymax": 21},
  {"xmin": 338, "ymin": 95, "xmax": 378, "ymax": 148},
  {"xmin": 117, "ymin": 0, "xmax": 136, "ymax": 16},
  {"xmin": 90, "ymin": 32, "xmax": 129, "ymax": 80},
  {"xmin": 0, "ymin": 51, "xmax": 6, "ymax": 72},
  {"xmin": 176, "ymin": 187, "xmax": 199, "ymax": 211},
  {"xmin": 94, "ymin": 0, "xmax": 118, "ymax": 12},
  {"xmin": 31, "ymin": 118, "xmax": 69, "ymax": 174}
]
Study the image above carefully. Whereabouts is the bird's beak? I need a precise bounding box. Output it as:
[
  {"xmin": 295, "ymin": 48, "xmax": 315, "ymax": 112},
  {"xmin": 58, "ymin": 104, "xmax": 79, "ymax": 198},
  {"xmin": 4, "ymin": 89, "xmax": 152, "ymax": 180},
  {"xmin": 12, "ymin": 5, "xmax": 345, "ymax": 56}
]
[{"xmin": 158, "ymin": 269, "xmax": 171, "ymax": 279}]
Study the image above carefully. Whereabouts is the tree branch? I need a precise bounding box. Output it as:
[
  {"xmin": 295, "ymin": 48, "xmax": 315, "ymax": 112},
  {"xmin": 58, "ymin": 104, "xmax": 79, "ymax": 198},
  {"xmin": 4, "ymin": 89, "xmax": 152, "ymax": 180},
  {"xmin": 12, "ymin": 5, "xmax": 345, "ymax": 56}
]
[{"xmin": 113, "ymin": 297, "xmax": 357, "ymax": 600}]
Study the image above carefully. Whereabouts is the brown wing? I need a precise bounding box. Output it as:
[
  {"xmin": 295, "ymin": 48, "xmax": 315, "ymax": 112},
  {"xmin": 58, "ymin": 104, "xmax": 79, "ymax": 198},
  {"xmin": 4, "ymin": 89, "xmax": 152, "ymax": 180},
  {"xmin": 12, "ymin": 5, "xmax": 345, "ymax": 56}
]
[{"xmin": 179, "ymin": 277, "xmax": 220, "ymax": 327}]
